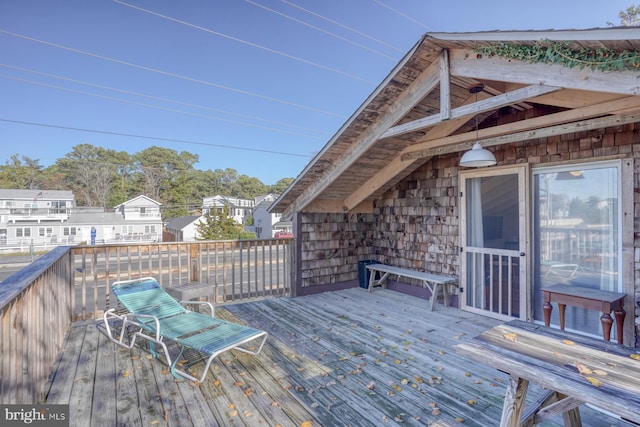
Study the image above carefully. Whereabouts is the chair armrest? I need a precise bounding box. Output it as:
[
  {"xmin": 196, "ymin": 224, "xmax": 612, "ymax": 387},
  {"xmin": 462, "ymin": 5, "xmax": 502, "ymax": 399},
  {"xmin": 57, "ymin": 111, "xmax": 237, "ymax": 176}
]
[
  {"xmin": 124, "ymin": 313, "xmax": 162, "ymax": 340},
  {"xmin": 180, "ymin": 300, "xmax": 215, "ymax": 317}
]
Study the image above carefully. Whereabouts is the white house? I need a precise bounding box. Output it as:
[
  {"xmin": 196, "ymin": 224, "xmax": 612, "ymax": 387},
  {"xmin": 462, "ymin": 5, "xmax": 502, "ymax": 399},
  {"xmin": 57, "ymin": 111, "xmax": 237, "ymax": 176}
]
[
  {"xmin": 252, "ymin": 194, "xmax": 291, "ymax": 238},
  {"xmin": 202, "ymin": 195, "xmax": 254, "ymax": 226},
  {"xmin": 164, "ymin": 215, "xmax": 204, "ymax": 241},
  {"xmin": 0, "ymin": 190, "xmax": 163, "ymax": 251}
]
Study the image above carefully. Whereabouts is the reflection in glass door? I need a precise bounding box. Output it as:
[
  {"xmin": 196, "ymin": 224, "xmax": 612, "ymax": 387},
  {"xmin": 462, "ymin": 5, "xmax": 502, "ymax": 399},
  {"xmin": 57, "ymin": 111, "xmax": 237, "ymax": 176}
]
[{"xmin": 532, "ymin": 162, "xmax": 621, "ymax": 338}]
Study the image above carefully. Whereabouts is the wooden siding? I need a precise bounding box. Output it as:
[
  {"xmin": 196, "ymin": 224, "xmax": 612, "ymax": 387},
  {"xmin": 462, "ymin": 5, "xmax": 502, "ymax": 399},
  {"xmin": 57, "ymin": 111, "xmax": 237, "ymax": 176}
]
[
  {"xmin": 295, "ymin": 125, "xmax": 640, "ymax": 334},
  {"xmin": 44, "ymin": 288, "xmax": 633, "ymax": 426}
]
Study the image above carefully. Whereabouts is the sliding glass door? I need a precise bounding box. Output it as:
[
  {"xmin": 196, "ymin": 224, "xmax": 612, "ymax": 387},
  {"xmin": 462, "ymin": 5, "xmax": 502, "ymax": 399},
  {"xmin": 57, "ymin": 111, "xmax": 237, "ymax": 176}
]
[{"xmin": 532, "ymin": 161, "xmax": 621, "ymax": 338}]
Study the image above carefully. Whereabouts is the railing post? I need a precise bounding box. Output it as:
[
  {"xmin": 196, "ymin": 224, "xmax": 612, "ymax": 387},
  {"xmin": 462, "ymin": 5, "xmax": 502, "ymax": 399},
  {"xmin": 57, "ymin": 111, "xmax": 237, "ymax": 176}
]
[{"xmin": 190, "ymin": 243, "xmax": 199, "ymax": 283}]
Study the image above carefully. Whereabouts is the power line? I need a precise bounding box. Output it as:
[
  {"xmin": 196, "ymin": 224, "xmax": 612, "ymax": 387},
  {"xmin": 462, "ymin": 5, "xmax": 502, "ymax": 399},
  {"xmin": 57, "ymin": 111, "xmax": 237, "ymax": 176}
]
[
  {"xmin": 0, "ymin": 74, "xmax": 327, "ymax": 140},
  {"xmin": 0, "ymin": 64, "xmax": 330, "ymax": 137},
  {"xmin": 0, "ymin": 29, "xmax": 346, "ymax": 118},
  {"xmin": 371, "ymin": 0, "xmax": 436, "ymax": 31},
  {"xmin": 244, "ymin": 0, "xmax": 396, "ymax": 60},
  {"xmin": 280, "ymin": 0, "xmax": 405, "ymax": 53},
  {"xmin": 0, "ymin": 118, "xmax": 314, "ymax": 158},
  {"xmin": 112, "ymin": 0, "xmax": 378, "ymax": 85}
]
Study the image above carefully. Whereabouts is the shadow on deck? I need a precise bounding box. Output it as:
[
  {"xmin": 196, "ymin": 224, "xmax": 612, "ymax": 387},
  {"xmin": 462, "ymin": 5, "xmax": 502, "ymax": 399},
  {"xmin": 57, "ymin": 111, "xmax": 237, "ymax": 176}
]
[{"xmin": 44, "ymin": 288, "xmax": 634, "ymax": 426}]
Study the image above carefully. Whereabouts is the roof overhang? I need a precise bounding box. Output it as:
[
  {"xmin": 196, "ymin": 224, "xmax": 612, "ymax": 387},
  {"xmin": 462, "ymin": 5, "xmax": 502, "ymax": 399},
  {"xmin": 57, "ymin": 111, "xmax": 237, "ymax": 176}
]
[{"xmin": 270, "ymin": 27, "xmax": 640, "ymax": 216}]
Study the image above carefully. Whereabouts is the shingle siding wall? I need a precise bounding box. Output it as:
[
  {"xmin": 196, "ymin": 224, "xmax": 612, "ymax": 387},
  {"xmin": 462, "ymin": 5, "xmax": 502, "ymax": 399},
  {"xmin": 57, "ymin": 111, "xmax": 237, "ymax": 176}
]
[{"xmin": 298, "ymin": 124, "xmax": 640, "ymax": 327}]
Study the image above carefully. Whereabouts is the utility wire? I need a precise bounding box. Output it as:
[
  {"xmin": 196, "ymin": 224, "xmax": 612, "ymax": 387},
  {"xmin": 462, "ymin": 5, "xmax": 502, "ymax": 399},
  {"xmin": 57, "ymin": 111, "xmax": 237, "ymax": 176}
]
[
  {"xmin": 280, "ymin": 0, "xmax": 405, "ymax": 53},
  {"xmin": 371, "ymin": 0, "xmax": 436, "ymax": 31},
  {"xmin": 112, "ymin": 0, "xmax": 377, "ymax": 85},
  {"xmin": 0, "ymin": 118, "xmax": 314, "ymax": 158},
  {"xmin": 244, "ymin": 0, "xmax": 396, "ymax": 60},
  {"xmin": 0, "ymin": 64, "xmax": 330, "ymax": 137},
  {"xmin": 0, "ymin": 74, "xmax": 326, "ymax": 140},
  {"xmin": 0, "ymin": 29, "xmax": 346, "ymax": 118}
]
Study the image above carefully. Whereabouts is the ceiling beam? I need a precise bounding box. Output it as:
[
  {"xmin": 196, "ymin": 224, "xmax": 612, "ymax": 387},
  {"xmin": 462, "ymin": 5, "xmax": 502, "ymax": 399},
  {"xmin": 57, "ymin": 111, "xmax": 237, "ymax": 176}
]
[
  {"xmin": 403, "ymin": 112, "xmax": 640, "ymax": 161},
  {"xmin": 282, "ymin": 53, "xmax": 443, "ymax": 217},
  {"xmin": 382, "ymin": 84, "xmax": 561, "ymax": 139},
  {"xmin": 401, "ymin": 95, "xmax": 640, "ymax": 160},
  {"xmin": 449, "ymin": 48, "xmax": 640, "ymax": 96}
]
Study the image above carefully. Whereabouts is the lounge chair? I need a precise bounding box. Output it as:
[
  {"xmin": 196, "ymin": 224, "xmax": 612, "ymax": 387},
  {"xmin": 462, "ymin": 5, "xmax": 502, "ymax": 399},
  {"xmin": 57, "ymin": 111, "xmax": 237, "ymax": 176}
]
[{"xmin": 103, "ymin": 277, "xmax": 268, "ymax": 383}]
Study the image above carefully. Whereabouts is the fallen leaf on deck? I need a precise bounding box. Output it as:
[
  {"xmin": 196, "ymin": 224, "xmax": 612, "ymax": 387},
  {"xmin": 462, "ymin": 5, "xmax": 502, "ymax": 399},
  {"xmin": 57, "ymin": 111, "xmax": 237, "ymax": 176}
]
[
  {"xmin": 503, "ymin": 333, "xmax": 517, "ymax": 342},
  {"xmin": 455, "ymin": 417, "xmax": 465, "ymax": 423},
  {"xmin": 585, "ymin": 377, "xmax": 603, "ymax": 387},
  {"xmin": 431, "ymin": 408, "xmax": 441, "ymax": 416},
  {"xmin": 593, "ymin": 370, "xmax": 607, "ymax": 376},
  {"xmin": 630, "ymin": 353, "xmax": 640, "ymax": 361},
  {"xmin": 467, "ymin": 400, "xmax": 476, "ymax": 406},
  {"xmin": 122, "ymin": 370, "xmax": 130, "ymax": 378},
  {"xmin": 575, "ymin": 362, "xmax": 592, "ymax": 375},
  {"xmin": 367, "ymin": 381, "xmax": 376, "ymax": 390},
  {"xmin": 413, "ymin": 375, "xmax": 424, "ymax": 384},
  {"xmin": 394, "ymin": 359, "xmax": 402, "ymax": 364},
  {"xmin": 229, "ymin": 410, "xmax": 238, "ymax": 417},
  {"xmin": 561, "ymin": 339, "xmax": 575, "ymax": 345}
]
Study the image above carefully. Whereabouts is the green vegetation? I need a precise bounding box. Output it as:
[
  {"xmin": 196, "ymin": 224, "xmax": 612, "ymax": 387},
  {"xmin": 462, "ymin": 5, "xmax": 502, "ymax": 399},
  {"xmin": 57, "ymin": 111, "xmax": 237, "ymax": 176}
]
[
  {"xmin": 0, "ymin": 144, "xmax": 294, "ymax": 218},
  {"xmin": 196, "ymin": 206, "xmax": 256, "ymax": 240}
]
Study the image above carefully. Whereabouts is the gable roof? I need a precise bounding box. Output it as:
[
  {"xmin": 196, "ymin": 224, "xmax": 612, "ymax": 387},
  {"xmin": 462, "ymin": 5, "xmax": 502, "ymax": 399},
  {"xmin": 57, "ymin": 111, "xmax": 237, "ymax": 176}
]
[
  {"xmin": 114, "ymin": 195, "xmax": 161, "ymax": 208},
  {"xmin": 270, "ymin": 27, "xmax": 640, "ymax": 216},
  {"xmin": 165, "ymin": 215, "xmax": 203, "ymax": 231}
]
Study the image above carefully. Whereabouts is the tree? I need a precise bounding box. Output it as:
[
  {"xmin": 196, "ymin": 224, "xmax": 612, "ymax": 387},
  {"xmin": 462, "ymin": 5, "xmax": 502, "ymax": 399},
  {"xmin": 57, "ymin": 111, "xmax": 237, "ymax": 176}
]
[
  {"xmin": 56, "ymin": 144, "xmax": 125, "ymax": 206},
  {"xmin": 0, "ymin": 155, "xmax": 43, "ymax": 189},
  {"xmin": 609, "ymin": 4, "xmax": 640, "ymax": 26},
  {"xmin": 196, "ymin": 206, "xmax": 252, "ymax": 240},
  {"xmin": 270, "ymin": 177, "xmax": 294, "ymax": 195}
]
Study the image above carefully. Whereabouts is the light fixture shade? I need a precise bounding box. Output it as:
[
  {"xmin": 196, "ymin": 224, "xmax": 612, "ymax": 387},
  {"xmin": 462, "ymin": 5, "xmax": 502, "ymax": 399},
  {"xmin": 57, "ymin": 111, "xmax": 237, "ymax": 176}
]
[{"xmin": 459, "ymin": 143, "xmax": 497, "ymax": 167}]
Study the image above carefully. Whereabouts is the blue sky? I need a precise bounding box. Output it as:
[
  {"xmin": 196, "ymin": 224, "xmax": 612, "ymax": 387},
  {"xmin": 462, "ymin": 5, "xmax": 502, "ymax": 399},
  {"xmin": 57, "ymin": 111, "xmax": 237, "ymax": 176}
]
[{"xmin": 0, "ymin": 0, "xmax": 631, "ymax": 185}]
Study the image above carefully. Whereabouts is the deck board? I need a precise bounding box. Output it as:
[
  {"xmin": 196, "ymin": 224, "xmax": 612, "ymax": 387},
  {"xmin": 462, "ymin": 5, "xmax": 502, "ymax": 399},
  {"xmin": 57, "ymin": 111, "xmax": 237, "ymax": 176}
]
[{"xmin": 45, "ymin": 288, "xmax": 635, "ymax": 427}]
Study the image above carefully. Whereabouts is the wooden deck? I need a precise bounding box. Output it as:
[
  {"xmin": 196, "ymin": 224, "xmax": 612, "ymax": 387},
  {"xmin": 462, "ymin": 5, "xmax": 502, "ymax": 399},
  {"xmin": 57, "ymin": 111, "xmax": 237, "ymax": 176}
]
[{"xmin": 44, "ymin": 288, "xmax": 635, "ymax": 426}]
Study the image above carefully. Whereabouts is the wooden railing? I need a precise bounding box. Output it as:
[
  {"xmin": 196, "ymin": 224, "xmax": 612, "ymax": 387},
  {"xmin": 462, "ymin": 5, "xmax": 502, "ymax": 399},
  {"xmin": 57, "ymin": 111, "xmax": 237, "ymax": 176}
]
[
  {"xmin": 0, "ymin": 247, "xmax": 74, "ymax": 404},
  {"xmin": 0, "ymin": 239, "xmax": 294, "ymax": 404}
]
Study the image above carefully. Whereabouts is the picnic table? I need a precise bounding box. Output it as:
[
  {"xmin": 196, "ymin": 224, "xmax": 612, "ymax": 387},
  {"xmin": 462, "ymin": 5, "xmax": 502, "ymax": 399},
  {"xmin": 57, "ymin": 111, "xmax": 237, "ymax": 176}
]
[
  {"xmin": 365, "ymin": 263, "xmax": 457, "ymax": 311},
  {"xmin": 456, "ymin": 320, "xmax": 640, "ymax": 426}
]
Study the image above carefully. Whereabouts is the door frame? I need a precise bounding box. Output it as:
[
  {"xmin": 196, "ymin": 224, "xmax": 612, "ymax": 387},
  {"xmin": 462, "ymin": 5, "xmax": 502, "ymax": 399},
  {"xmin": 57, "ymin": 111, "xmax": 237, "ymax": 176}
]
[{"xmin": 459, "ymin": 164, "xmax": 530, "ymax": 321}]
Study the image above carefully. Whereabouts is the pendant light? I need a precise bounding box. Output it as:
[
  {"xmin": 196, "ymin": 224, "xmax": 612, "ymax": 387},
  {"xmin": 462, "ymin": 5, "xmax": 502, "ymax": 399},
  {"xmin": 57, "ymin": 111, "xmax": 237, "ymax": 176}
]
[{"xmin": 459, "ymin": 84, "xmax": 497, "ymax": 168}]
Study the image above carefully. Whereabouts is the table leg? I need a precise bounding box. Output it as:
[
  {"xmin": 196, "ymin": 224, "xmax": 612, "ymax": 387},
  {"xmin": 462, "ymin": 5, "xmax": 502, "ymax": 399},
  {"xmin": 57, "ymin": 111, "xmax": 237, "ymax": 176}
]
[
  {"xmin": 500, "ymin": 375, "xmax": 529, "ymax": 427},
  {"xmin": 600, "ymin": 312, "xmax": 613, "ymax": 342},
  {"xmin": 543, "ymin": 302, "xmax": 552, "ymax": 327},
  {"xmin": 614, "ymin": 308, "xmax": 626, "ymax": 345},
  {"xmin": 558, "ymin": 304, "xmax": 567, "ymax": 331}
]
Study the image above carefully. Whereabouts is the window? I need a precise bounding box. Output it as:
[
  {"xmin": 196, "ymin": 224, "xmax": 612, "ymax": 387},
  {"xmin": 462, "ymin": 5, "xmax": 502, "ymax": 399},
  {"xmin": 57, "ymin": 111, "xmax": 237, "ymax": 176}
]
[
  {"xmin": 122, "ymin": 225, "xmax": 133, "ymax": 235},
  {"xmin": 38, "ymin": 227, "xmax": 52, "ymax": 237},
  {"xmin": 145, "ymin": 225, "xmax": 156, "ymax": 233},
  {"xmin": 63, "ymin": 227, "xmax": 77, "ymax": 236},
  {"xmin": 16, "ymin": 227, "xmax": 31, "ymax": 237}
]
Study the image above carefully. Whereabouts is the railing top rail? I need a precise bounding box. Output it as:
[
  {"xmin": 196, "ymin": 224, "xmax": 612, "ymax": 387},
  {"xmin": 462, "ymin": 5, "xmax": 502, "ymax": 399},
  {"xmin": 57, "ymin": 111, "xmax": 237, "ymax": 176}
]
[{"xmin": 0, "ymin": 246, "xmax": 71, "ymax": 309}]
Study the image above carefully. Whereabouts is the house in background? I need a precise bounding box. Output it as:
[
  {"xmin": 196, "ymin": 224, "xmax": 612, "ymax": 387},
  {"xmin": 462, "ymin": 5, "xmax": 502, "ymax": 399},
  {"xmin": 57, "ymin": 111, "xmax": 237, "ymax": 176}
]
[
  {"xmin": 0, "ymin": 191, "xmax": 162, "ymax": 251},
  {"xmin": 271, "ymin": 28, "xmax": 640, "ymax": 346},
  {"xmin": 202, "ymin": 195, "xmax": 254, "ymax": 226},
  {"xmin": 252, "ymin": 193, "xmax": 292, "ymax": 238},
  {"xmin": 110, "ymin": 195, "xmax": 163, "ymax": 242},
  {"xmin": 164, "ymin": 215, "xmax": 204, "ymax": 242},
  {"xmin": 0, "ymin": 189, "xmax": 75, "ymax": 247}
]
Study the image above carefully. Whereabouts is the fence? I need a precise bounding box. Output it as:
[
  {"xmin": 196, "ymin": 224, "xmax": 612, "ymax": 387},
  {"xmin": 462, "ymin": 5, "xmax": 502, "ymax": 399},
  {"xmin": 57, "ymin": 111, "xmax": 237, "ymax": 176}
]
[{"xmin": 0, "ymin": 238, "xmax": 294, "ymax": 403}]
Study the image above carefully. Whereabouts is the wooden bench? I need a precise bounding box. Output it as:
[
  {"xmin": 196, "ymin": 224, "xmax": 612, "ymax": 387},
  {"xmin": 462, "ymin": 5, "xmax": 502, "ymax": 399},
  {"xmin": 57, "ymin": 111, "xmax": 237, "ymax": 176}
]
[
  {"xmin": 457, "ymin": 320, "xmax": 640, "ymax": 426},
  {"xmin": 365, "ymin": 263, "xmax": 457, "ymax": 311}
]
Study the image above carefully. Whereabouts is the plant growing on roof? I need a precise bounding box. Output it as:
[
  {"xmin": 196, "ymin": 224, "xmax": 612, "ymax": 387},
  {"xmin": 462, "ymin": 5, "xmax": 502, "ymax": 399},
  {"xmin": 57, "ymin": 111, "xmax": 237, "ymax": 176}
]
[{"xmin": 475, "ymin": 40, "xmax": 640, "ymax": 73}]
